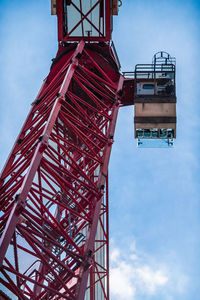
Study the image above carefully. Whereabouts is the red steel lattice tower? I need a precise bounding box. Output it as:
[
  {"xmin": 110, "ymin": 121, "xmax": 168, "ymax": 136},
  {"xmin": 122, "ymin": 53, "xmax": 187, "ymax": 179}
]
[{"xmin": 0, "ymin": 1, "xmax": 125, "ymax": 299}]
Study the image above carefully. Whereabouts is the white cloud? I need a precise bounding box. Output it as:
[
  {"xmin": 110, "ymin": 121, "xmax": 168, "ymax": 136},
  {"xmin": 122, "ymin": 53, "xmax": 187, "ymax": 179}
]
[
  {"xmin": 129, "ymin": 240, "xmax": 137, "ymax": 252},
  {"xmin": 110, "ymin": 247, "xmax": 120, "ymax": 262},
  {"xmin": 130, "ymin": 253, "xmax": 138, "ymax": 261},
  {"xmin": 110, "ymin": 261, "xmax": 136, "ymax": 299},
  {"xmin": 134, "ymin": 265, "xmax": 168, "ymax": 294},
  {"xmin": 110, "ymin": 241, "xmax": 189, "ymax": 300}
]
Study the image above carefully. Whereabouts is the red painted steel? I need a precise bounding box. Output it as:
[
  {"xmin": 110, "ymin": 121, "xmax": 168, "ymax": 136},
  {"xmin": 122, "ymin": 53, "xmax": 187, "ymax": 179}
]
[
  {"xmin": 0, "ymin": 40, "xmax": 123, "ymax": 299},
  {"xmin": 57, "ymin": 0, "xmax": 112, "ymax": 42},
  {"xmin": 0, "ymin": 1, "xmax": 126, "ymax": 299}
]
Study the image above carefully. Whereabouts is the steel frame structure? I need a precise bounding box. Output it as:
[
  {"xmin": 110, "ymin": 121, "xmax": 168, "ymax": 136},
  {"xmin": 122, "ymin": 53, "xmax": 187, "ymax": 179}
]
[
  {"xmin": 0, "ymin": 1, "xmax": 126, "ymax": 299},
  {"xmin": 0, "ymin": 34, "xmax": 123, "ymax": 300},
  {"xmin": 0, "ymin": 1, "xmax": 176, "ymax": 299},
  {"xmin": 56, "ymin": 0, "xmax": 113, "ymax": 42}
]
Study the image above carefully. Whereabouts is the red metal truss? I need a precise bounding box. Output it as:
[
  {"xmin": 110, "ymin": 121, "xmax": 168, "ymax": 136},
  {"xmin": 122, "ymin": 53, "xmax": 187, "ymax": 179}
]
[
  {"xmin": 56, "ymin": 0, "xmax": 112, "ymax": 42},
  {"xmin": 0, "ymin": 41, "xmax": 123, "ymax": 299}
]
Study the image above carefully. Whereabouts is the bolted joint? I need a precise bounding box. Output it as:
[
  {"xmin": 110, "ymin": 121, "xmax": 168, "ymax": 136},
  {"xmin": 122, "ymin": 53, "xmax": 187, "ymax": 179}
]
[
  {"xmin": 117, "ymin": 89, "xmax": 123, "ymax": 97},
  {"xmin": 38, "ymin": 134, "xmax": 49, "ymax": 151},
  {"xmin": 87, "ymin": 249, "xmax": 93, "ymax": 257},
  {"xmin": 87, "ymin": 249, "xmax": 93, "ymax": 266},
  {"xmin": 59, "ymin": 96, "xmax": 65, "ymax": 104},
  {"xmin": 17, "ymin": 138, "xmax": 24, "ymax": 144},
  {"xmin": 76, "ymin": 52, "xmax": 82, "ymax": 59},
  {"xmin": 83, "ymin": 249, "xmax": 93, "ymax": 269},
  {"xmin": 85, "ymin": 257, "xmax": 93, "ymax": 268},
  {"xmin": 70, "ymin": 58, "xmax": 76, "ymax": 64},
  {"xmin": 100, "ymin": 184, "xmax": 105, "ymax": 190},
  {"xmin": 39, "ymin": 144, "xmax": 48, "ymax": 153},
  {"xmin": 17, "ymin": 200, "xmax": 26, "ymax": 212},
  {"xmin": 38, "ymin": 135, "xmax": 44, "ymax": 142},
  {"xmin": 101, "ymin": 172, "xmax": 107, "ymax": 178},
  {"xmin": 15, "ymin": 194, "xmax": 20, "ymax": 202},
  {"xmin": 71, "ymin": 58, "xmax": 79, "ymax": 68},
  {"xmin": 15, "ymin": 194, "xmax": 26, "ymax": 213},
  {"xmin": 108, "ymin": 138, "xmax": 114, "ymax": 145},
  {"xmin": 115, "ymin": 99, "xmax": 121, "ymax": 106},
  {"xmin": 31, "ymin": 98, "xmax": 41, "ymax": 106}
]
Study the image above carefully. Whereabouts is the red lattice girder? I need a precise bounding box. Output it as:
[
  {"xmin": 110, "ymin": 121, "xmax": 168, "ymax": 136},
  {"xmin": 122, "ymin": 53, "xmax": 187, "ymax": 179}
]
[
  {"xmin": 0, "ymin": 41, "xmax": 123, "ymax": 300},
  {"xmin": 56, "ymin": 0, "xmax": 112, "ymax": 42}
]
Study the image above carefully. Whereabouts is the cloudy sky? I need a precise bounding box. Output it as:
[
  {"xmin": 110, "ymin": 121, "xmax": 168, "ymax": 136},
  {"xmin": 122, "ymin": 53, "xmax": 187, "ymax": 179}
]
[{"xmin": 0, "ymin": 1, "xmax": 200, "ymax": 300}]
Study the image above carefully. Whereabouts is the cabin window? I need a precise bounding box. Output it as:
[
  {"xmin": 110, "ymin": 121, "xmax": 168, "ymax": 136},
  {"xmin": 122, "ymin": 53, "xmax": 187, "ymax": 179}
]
[
  {"xmin": 167, "ymin": 129, "xmax": 174, "ymax": 138},
  {"xmin": 160, "ymin": 129, "xmax": 167, "ymax": 138},
  {"xmin": 136, "ymin": 129, "xmax": 143, "ymax": 138},
  {"xmin": 144, "ymin": 129, "xmax": 151, "ymax": 137},
  {"xmin": 143, "ymin": 84, "xmax": 154, "ymax": 89},
  {"xmin": 136, "ymin": 128, "xmax": 174, "ymax": 139},
  {"xmin": 152, "ymin": 129, "xmax": 158, "ymax": 138}
]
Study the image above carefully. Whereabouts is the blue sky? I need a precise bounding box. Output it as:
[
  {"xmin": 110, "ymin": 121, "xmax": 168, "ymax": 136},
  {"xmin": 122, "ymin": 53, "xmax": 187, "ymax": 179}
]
[{"xmin": 0, "ymin": 1, "xmax": 200, "ymax": 299}]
